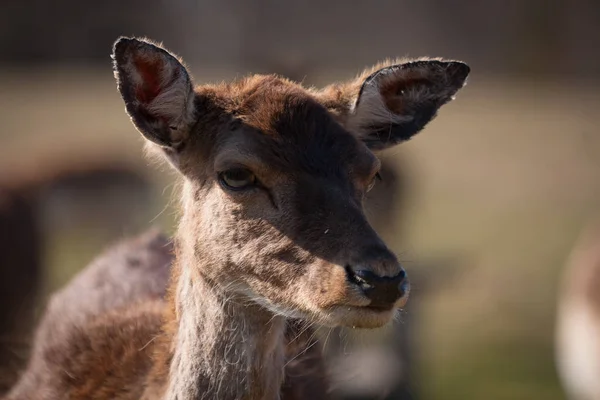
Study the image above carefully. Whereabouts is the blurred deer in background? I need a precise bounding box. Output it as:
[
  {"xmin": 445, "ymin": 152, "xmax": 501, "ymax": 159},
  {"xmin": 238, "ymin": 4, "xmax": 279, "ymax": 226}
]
[
  {"xmin": 0, "ymin": 157, "xmax": 153, "ymax": 394},
  {"xmin": 556, "ymin": 218, "xmax": 600, "ymax": 400},
  {"xmin": 5, "ymin": 37, "xmax": 469, "ymax": 399},
  {"xmin": 0, "ymin": 184, "xmax": 41, "ymax": 393}
]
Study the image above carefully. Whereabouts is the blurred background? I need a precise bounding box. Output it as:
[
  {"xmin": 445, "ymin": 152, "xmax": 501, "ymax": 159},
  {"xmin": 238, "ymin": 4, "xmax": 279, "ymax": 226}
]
[{"xmin": 0, "ymin": 1, "xmax": 599, "ymax": 399}]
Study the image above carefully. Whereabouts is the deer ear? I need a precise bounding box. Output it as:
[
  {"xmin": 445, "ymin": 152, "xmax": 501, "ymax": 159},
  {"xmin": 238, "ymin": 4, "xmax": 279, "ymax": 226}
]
[
  {"xmin": 112, "ymin": 37, "xmax": 195, "ymax": 149},
  {"xmin": 347, "ymin": 60, "xmax": 470, "ymax": 150}
]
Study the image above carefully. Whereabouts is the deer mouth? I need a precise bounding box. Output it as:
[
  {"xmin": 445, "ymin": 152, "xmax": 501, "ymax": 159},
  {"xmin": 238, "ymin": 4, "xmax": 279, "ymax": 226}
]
[
  {"xmin": 322, "ymin": 304, "xmax": 400, "ymax": 329},
  {"xmin": 364, "ymin": 304, "xmax": 395, "ymax": 312}
]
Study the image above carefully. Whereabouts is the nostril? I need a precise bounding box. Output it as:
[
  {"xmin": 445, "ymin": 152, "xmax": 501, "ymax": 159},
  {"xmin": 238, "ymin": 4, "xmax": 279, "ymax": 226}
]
[
  {"xmin": 346, "ymin": 265, "xmax": 409, "ymax": 307},
  {"xmin": 345, "ymin": 266, "xmax": 406, "ymax": 284},
  {"xmin": 345, "ymin": 266, "xmax": 375, "ymax": 290},
  {"xmin": 346, "ymin": 266, "xmax": 406, "ymax": 287},
  {"xmin": 397, "ymin": 268, "xmax": 406, "ymax": 280},
  {"xmin": 353, "ymin": 269, "xmax": 379, "ymax": 283}
]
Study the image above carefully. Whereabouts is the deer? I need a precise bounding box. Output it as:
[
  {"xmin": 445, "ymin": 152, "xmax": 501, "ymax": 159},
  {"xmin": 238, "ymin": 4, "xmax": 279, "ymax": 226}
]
[
  {"xmin": 5, "ymin": 37, "xmax": 470, "ymax": 400},
  {"xmin": 556, "ymin": 218, "xmax": 600, "ymax": 400},
  {"xmin": 0, "ymin": 155, "xmax": 154, "ymax": 394}
]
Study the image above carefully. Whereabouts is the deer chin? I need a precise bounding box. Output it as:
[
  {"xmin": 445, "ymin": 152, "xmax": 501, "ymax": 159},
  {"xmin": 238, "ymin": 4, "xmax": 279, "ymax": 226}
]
[
  {"xmin": 243, "ymin": 287, "xmax": 408, "ymax": 329},
  {"xmin": 315, "ymin": 296, "xmax": 409, "ymax": 329},
  {"xmin": 326, "ymin": 306, "xmax": 399, "ymax": 329}
]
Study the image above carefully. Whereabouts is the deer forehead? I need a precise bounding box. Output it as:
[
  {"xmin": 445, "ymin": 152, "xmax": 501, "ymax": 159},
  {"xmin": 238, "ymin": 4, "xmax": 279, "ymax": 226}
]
[{"xmin": 200, "ymin": 77, "xmax": 379, "ymax": 180}]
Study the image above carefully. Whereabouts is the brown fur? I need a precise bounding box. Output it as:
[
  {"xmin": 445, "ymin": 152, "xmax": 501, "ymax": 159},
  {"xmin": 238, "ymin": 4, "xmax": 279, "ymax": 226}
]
[
  {"xmin": 6, "ymin": 37, "xmax": 469, "ymax": 400},
  {"xmin": 6, "ymin": 229, "xmax": 172, "ymax": 399},
  {"xmin": 7, "ymin": 229, "xmax": 328, "ymax": 400}
]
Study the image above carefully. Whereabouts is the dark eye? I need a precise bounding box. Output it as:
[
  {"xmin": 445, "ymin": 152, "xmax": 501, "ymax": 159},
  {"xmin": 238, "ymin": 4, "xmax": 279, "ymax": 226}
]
[{"xmin": 219, "ymin": 168, "xmax": 256, "ymax": 191}]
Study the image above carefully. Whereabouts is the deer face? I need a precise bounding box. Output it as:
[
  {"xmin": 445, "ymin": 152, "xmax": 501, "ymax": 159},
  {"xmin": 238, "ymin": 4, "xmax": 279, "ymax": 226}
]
[{"xmin": 112, "ymin": 37, "xmax": 469, "ymax": 328}]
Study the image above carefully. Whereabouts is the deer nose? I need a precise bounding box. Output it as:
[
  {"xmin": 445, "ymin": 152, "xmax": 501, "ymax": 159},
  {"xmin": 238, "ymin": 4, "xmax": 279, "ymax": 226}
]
[{"xmin": 346, "ymin": 266, "xmax": 409, "ymax": 309}]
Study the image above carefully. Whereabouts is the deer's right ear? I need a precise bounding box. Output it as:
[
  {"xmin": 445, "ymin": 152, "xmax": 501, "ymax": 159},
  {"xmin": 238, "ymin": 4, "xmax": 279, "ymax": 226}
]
[{"xmin": 112, "ymin": 37, "xmax": 196, "ymax": 149}]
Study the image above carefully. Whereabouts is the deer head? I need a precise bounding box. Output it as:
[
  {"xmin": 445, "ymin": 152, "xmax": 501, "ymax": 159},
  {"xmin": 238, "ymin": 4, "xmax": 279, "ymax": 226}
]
[{"xmin": 112, "ymin": 37, "xmax": 469, "ymax": 329}]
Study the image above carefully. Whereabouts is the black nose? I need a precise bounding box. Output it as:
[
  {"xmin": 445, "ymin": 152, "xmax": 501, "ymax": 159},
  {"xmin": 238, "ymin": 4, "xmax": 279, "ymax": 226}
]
[{"xmin": 346, "ymin": 266, "xmax": 409, "ymax": 309}]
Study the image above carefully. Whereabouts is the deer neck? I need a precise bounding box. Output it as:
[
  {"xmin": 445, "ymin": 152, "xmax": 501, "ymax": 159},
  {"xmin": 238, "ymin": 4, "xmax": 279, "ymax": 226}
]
[{"xmin": 162, "ymin": 257, "xmax": 286, "ymax": 400}]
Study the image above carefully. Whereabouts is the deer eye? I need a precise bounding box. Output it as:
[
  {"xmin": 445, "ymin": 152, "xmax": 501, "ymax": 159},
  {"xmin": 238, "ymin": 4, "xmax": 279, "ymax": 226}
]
[{"xmin": 219, "ymin": 168, "xmax": 257, "ymax": 191}]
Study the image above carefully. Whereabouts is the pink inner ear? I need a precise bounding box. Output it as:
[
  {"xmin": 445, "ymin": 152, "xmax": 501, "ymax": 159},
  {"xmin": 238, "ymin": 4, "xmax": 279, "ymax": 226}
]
[
  {"xmin": 134, "ymin": 56, "xmax": 163, "ymax": 104},
  {"xmin": 380, "ymin": 75, "xmax": 430, "ymax": 114}
]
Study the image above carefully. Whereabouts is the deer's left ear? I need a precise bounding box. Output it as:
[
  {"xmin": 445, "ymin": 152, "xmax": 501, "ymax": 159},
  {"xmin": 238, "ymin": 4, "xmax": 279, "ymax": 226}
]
[{"xmin": 346, "ymin": 60, "xmax": 470, "ymax": 150}]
